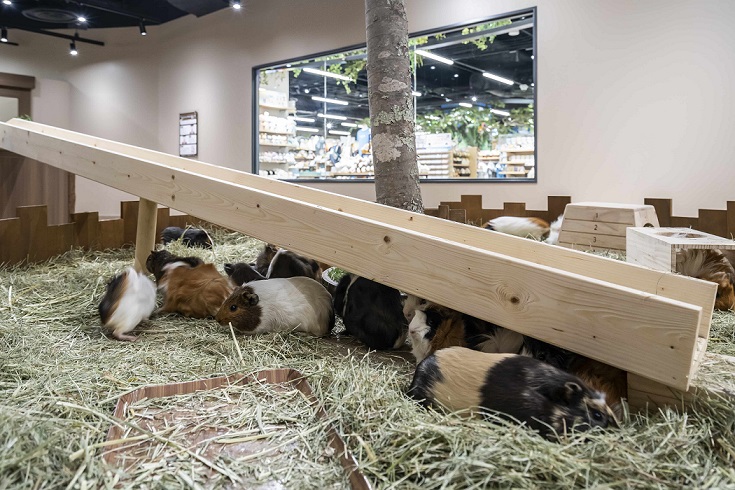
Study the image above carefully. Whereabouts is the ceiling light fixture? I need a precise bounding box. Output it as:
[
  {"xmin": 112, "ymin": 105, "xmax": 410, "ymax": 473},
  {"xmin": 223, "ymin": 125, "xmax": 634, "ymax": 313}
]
[
  {"xmin": 329, "ymin": 130, "xmax": 351, "ymax": 136},
  {"xmin": 482, "ymin": 72, "xmax": 515, "ymax": 86},
  {"xmin": 341, "ymin": 122, "xmax": 358, "ymax": 128},
  {"xmin": 458, "ymin": 102, "xmax": 472, "ymax": 108},
  {"xmin": 317, "ymin": 113, "xmax": 347, "ymax": 121},
  {"xmin": 2, "ymin": 0, "xmax": 11, "ymax": 5},
  {"xmin": 490, "ymin": 108, "xmax": 510, "ymax": 117},
  {"xmin": 471, "ymin": 96, "xmax": 477, "ymax": 102},
  {"xmin": 77, "ymin": 16, "xmax": 87, "ymax": 23},
  {"xmin": 411, "ymin": 91, "xmax": 422, "ymax": 97},
  {"xmin": 290, "ymin": 116, "xmax": 315, "ymax": 123},
  {"xmin": 69, "ymin": 40, "xmax": 78, "ymax": 56},
  {"xmin": 295, "ymin": 126, "xmax": 319, "ymax": 133},
  {"xmin": 1, "ymin": 27, "xmax": 7, "ymax": 43},
  {"xmin": 303, "ymin": 67, "xmax": 353, "ymax": 82},
  {"xmin": 453, "ymin": 74, "xmax": 459, "ymax": 78},
  {"xmin": 139, "ymin": 21, "xmax": 147, "ymax": 36},
  {"xmin": 311, "ymin": 96, "xmax": 348, "ymax": 106},
  {"xmin": 415, "ymin": 49, "xmax": 454, "ymax": 65},
  {"xmin": 231, "ymin": 1, "xmax": 242, "ymax": 10}
]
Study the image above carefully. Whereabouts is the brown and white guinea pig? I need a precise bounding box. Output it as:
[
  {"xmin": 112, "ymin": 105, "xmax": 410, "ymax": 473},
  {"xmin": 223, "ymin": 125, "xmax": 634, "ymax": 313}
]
[
  {"xmin": 157, "ymin": 263, "xmax": 233, "ymax": 318},
  {"xmin": 544, "ymin": 214, "xmax": 564, "ymax": 245},
  {"xmin": 676, "ymin": 248, "xmax": 735, "ymax": 311},
  {"xmin": 333, "ymin": 274, "xmax": 408, "ymax": 350},
  {"xmin": 520, "ymin": 336, "xmax": 627, "ymax": 419},
  {"xmin": 160, "ymin": 226, "xmax": 213, "ymax": 248},
  {"xmin": 483, "ymin": 216, "xmax": 550, "ymax": 241},
  {"xmin": 215, "ymin": 277, "xmax": 334, "ymax": 336},
  {"xmin": 98, "ymin": 267, "xmax": 157, "ymax": 342},
  {"xmin": 146, "ymin": 249, "xmax": 204, "ymax": 283},
  {"xmin": 407, "ymin": 347, "xmax": 617, "ymax": 440},
  {"xmin": 408, "ymin": 303, "xmax": 524, "ymax": 363}
]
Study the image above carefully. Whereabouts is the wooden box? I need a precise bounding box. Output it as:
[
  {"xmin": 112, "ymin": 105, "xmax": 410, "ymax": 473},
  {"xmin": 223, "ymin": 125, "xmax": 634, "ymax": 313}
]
[
  {"xmin": 558, "ymin": 202, "xmax": 660, "ymax": 252},
  {"xmin": 626, "ymin": 227, "xmax": 735, "ymax": 272}
]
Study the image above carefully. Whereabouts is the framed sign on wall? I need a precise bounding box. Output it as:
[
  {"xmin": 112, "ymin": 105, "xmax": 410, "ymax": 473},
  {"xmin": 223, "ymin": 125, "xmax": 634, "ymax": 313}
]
[{"xmin": 179, "ymin": 111, "xmax": 198, "ymax": 157}]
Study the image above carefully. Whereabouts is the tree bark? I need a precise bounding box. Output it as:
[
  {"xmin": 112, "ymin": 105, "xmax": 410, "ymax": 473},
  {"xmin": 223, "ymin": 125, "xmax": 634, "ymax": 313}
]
[{"xmin": 365, "ymin": 0, "xmax": 423, "ymax": 213}]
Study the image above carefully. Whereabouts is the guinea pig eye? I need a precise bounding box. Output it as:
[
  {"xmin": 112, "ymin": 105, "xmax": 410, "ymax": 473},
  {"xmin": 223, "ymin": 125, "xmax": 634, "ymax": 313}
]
[
  {"xmin": 229, "ymin": 304, "xmax": 238, "ymax": 312},
  {"xmin": 591, "ymin": 409, "xmax": 603, "ymax": 421}
]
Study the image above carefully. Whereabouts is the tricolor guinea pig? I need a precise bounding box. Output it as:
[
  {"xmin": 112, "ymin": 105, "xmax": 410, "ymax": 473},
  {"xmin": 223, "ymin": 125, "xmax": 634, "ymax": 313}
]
[
  {"xmin": 98, "ymin": 267, "xmax": 157, "ymax": 342},
  {"xmin": 408, "ymin": 303, "xmax": 524, "ymax": 363},
  {"xmin": 520, "ymin": 336, "xmax": 627, "ymax": 418},
  {"xmin": 408, "ymin": 347, "xmax": 617, "ymax": 440},
  {"xmin": 160, "ymin": 226, "xmax": 213, "ymax": 248},
  {"xmin": 402, "ymin": 294, "xmax": 429, "ymax": 323},
  {"xmin": 676, "ymin": 248, "xmax": 735, "ymax": 311},
  {"xmin": 266, "ymin": 249, "xmax": 322, "ymax": 281},
  {"xmin": 483, "ymin": 216, "xmax": 550, "ymax": 241},
  {"xmin": 333, "ymin": 274, "xmax": 407, "ymax": 350},
  {"xmin": 146, "ymin": 249, "xmax": 203, "ymax": 283},
  {"xmin": 215, "ymin": 277, "xmax": 334, "ymax": 336},
  {"xmin": 157, "ymin": 262, "xmax": 233, "ymax": 318}
]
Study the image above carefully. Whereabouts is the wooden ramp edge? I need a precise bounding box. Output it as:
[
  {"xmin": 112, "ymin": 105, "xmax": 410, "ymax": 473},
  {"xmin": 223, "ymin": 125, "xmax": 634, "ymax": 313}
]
[{"xmin": 0, "ymin": 120, "xmax": 709, "ymax": 391}]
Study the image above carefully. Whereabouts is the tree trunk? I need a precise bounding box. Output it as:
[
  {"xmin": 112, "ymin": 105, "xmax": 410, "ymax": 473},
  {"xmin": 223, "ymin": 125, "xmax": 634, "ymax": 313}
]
[{"xmin": 365, "ymin": 0, "xmax": 423, "ymax": 213}]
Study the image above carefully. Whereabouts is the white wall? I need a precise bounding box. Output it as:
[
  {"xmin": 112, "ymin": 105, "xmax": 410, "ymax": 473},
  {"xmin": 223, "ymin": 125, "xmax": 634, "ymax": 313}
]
[{"xmin": 1, "ymin": 0, "xmax": 733, "ymax": 218}]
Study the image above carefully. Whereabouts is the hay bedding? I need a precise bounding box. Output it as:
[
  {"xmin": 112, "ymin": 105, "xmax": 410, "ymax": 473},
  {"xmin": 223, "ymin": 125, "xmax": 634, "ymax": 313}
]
[{"xmin": 0, "ymin": 228, "xmax": 734, "ymax": 489}]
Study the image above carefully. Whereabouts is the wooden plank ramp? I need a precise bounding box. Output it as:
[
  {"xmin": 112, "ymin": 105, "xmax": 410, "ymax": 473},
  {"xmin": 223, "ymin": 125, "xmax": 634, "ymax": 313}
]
[{"xmin": 0, "ymin": 119, "xmax": 715, "ymax": 392}]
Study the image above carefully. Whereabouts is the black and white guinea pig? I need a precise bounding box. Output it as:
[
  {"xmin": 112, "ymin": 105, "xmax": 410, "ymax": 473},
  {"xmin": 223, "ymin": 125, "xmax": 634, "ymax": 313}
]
[
  {"xmin": 333, "ymin": 274, "xmax": 407, "ymax": 350},
  {"xmin": 266, "ymin": 248, "xmax": 322, "ymax": 280},
  {"xmin": 403, "ymin": 294, "xmax": 429, "ymax": 323},
  {"xmin": 408, "ymin": 347, "xmax": 617, "ymax": 440},
  {"xmin": 483, "ymin": 216, "xmax": 550, "ymax": 241},
  {"xmin": 215, "ymin": 277, "xmax": 334, "ymax": 337},
  {"xmin": 146, "ymin": 249, "xmax": 203, "ymax": 283},
  {"xmin": 408, "ymin": 303, "xmax": 523, "ymax": 363},
  {"xmin": 224, "ymin": 262, "xmax": 266, "ymax": 286},
  {"xmin": 520, "ymin": 336, "xmax": 627, "ymax": 418},
  {"xmin": 98, "ymin": 267, "xmax": 157, "ymax": 342},
  {"xmin": 160, "ymin": 226, "xmax": 213, "ymax": 248}
]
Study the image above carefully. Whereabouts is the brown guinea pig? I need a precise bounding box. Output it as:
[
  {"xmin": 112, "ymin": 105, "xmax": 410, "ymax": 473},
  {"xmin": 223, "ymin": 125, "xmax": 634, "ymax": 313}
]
[
  {"xmin": 158, "ymin": 263, "xmax": 233, "ymax": 318},
  {"xmin": 408, "ymin": 347, "xmax": 617, "ymax": 440},
  {"xmin": 215, "ymin": 277, "xmax": 334, "ymax": 336},
  {"xmin": 676, "ymin": 248, "xmax": 735, "ymax": 311}
]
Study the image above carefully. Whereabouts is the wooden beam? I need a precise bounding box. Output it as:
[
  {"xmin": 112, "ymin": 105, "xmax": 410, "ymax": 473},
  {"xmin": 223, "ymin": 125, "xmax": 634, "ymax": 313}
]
[
  {"xmin": 134, "ymin": 198, "xmax": 158, "ymax": 273},
  {"xmin": 0, "ymin": 120, "xmax": 713, "ymax": 390}
]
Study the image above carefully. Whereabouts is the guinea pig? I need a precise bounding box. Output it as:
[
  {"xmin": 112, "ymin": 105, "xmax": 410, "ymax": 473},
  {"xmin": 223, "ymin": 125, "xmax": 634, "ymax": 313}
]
[
  {"xmin": 254, "ymin": 243, "xmax": 280, "ymax": 276},
  {"xmin": 98, "ymin": 267, "xmax": 157, "ymax": 342},
  {"xmin": 215, "ymin": 277, "xmax": 334, "ymax": 337},
  {"xmin": 158, "ymin": 263, "xmax": 233, "ymax": 318},
  {"xmin": 408, "ymin": 347, "xmax": 617, "ymax": 440},
  {"xmin": 146, "ymin": 249, "xmax": 203, "ymax": 283},
  {"xmin": 402, "ymin": 294, "xmax": 429, "ymax": 323},
  {"xmin": 520, "ymin": 336, "xmax": 627, "ymax": 418},
  {"xmin": 160, "ymin": 226, "xmax": 213, "ymax": 248},
  {"xmin": 676, "ymin": 248, "xmax": 735, "ymax": 310},
  {"xmin": 544, "ymin": 214, "xmax": 564, "ymax": 245},
  {"xmin": 408, "ymin": 303, "xmax": 524, "ymax": 363},
  {"xmin": 483, "ymin": 216, "xmax": 550, "ymax": 241},
  {"xmin": 224, "ymin": 262, "xmax": 266, "ymax": 286},
  {"xmin": 333, "ymin": 274, "xmax": 407, "ymax": 350},
  {"xmin": 266, "ymin": 249, "xmax": 322, "ymax": 281}
]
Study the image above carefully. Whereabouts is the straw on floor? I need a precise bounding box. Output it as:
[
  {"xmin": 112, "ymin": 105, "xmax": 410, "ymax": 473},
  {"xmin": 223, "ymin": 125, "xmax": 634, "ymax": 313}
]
[{"xmin": 0, "ymin": 228, "xmax": 734, "ymax": 489}]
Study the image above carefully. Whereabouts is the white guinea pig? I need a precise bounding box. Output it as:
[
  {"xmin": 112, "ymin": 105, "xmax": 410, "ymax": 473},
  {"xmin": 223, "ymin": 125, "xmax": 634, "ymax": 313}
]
[{"xmin": 98, "ymin": 267, "xmax": 157, "ymax": 342}]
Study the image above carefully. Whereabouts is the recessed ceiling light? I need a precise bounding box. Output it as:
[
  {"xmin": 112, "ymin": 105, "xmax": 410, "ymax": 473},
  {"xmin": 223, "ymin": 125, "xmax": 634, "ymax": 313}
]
[
  {"xmin": 77, "ymin": 16, "xmax": 87, "ymax": 23},
  {"xmin": 231, "ymin": 1, "xmax": 242, "ymax": 10},
  {"xmin": 430, "ymin": 66, "xmax": 436, "ymax": 70},
  {"xmin": 471, "ymin": 96, "xmax": 477, "ymax": 102},
  {"xmin": 304, "ymin": 88, "xmax": 310, "ymax": 94},
  {"xmin": 453, "ymin": 74, "xmax": 459, "ymax": 78},
  {"xmin": 2, "ymin": 0, "xmax": 12, "ymax": 5}
]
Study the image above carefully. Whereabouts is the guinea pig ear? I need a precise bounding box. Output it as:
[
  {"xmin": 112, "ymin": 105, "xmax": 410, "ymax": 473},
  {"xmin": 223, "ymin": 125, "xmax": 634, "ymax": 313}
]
[
  {"xmin": 241, "ymin": 291, "xmax": 259, "ymax": 306},
  {"xmin": 224, "ymin": 263, "xmax": 234, "ymax": 275},
  {"xmin": 561, "ymin": 381, "xmax": 583, "ymax": 403}
]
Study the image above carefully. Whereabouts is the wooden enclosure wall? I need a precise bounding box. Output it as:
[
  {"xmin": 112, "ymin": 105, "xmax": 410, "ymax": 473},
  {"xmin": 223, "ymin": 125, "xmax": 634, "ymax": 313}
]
[
  {"xmin": 0, "ymin": 202, "xmax": 206, "ymax": 265},
  {"xmin": 426, "ymin": 195, "xmax": 735, "ymax": 239}
]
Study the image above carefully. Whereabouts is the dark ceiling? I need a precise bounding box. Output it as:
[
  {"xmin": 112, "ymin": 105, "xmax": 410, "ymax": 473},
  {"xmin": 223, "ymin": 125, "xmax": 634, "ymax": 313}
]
[{"xmin": 0, "ymin": 0, "xmax": 229, "ymax": 45}]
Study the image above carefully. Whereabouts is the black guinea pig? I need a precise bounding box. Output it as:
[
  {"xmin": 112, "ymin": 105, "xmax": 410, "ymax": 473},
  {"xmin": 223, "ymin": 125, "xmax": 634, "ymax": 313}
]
[
  {"xmin": 266, "ymin": 249, "xmax": 322, "ymax": 280},
  {"xmin": 215, "ymin": 277, "xmax": 334, "ymax": 337},
  {"xmin": 146, "ymin": 249, "xmax": 204, "ymax": 283},
  {"xmin": 160, "ymin": 226, "xmax": 213, "ymax": 248},
  {"xmin": 224, "ymin": 262, "xmax": 266, "ymax": 286},
  {"xmin": 333, "ymin": 274, "xmax": 407, "ymax": 350},
  {"xmin": 408, "ymin": 347, "xmax": 617, "ymax": 440}
]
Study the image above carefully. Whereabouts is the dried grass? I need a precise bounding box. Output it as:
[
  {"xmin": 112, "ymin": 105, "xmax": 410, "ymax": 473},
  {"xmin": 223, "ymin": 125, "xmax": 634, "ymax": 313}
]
[{"xmin": 0, "ymin": 229, "xmax": 734, "ymax": 489}]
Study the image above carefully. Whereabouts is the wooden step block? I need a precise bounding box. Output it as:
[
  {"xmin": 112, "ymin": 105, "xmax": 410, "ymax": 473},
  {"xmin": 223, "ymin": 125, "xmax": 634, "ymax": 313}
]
[
  {"xmin": 627, "ymin": 226, "xmax": 735, "ymax": 272},
  {"xmin": 558, "ymin": 202, "xmax": 660, "ymax": 252}
]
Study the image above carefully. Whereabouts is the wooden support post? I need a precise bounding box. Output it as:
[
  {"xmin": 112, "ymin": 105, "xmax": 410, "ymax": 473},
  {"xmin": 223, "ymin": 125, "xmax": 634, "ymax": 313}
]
[{"xmin": 133, "ymin": 198, "xmax": 158, "ymax": 273}]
